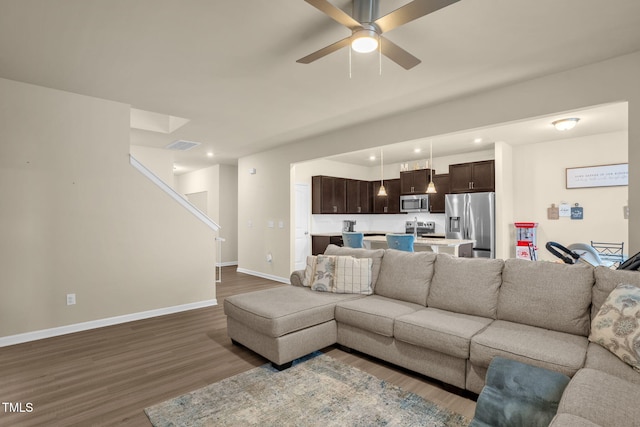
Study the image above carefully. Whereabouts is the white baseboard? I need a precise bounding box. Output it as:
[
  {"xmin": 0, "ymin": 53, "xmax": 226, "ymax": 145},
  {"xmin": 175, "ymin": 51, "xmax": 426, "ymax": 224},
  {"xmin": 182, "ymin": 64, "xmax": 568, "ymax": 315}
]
[
  {"xmin": 216, "ymin": 261, "xmax": 238, "ymax": 267},
  {"xmin": 235, "ymin": 268, "xmax": 289, "ymax": 284},
  {"xmin": 0, "ymin": 299, "xmax": 218, "ymax": 348}
]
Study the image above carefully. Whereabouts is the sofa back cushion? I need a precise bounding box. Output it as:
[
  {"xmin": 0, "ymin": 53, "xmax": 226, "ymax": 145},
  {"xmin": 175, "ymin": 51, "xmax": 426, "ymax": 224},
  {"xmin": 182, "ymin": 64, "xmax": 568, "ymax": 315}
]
[
  {"xmin": 592, "ymin": 266, "xmax": 640, "ymax": 318},
  {"xmin": 497, "ymin": 259, "xmax": 594, "ymax": 336},
  {"xmin": 324, "ymin": 244, "xmax": 384, "ymax": 287},
  {"xmin": 374, "ymin": 249, "xmax": 436, "ymax": 306},
  {"xmin": 427, "ymin": 254, "xmax": 504, "ymax": 318}
]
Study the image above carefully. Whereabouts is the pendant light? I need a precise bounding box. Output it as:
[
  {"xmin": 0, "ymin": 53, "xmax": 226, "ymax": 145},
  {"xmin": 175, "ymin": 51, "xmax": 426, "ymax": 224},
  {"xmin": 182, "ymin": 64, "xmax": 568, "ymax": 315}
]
[
  {"xmin": 426, "ymin": 141, "xmax": 437, "ymax": 194},
  {"xmin": 377, "ymin": 148, "xmax": 387, "ymax": 196}
]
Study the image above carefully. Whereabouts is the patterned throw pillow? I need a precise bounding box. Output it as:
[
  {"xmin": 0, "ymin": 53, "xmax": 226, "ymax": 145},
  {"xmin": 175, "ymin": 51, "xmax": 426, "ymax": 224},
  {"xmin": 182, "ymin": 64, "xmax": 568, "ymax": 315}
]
[
  {"xmin": 302, "ymin": 256, "xmax": 317, "ymax": 287},
  {"xmin": 334, "ymin": 256, "xmax": 373, "ymax": 295},
  {"xmin": 589, "ymin": 283, "xmax": 640, "ymax": 372},
  {"xmin": 310, "ymin": 255, "xmax": 336, "ymax": 292}
]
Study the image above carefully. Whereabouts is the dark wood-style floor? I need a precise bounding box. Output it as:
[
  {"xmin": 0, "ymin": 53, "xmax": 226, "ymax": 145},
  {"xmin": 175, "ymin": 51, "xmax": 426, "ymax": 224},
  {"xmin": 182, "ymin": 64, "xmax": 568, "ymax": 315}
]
[{"xmin": 0, "ymin": 267, "xmax": 476, "ymax": 426}]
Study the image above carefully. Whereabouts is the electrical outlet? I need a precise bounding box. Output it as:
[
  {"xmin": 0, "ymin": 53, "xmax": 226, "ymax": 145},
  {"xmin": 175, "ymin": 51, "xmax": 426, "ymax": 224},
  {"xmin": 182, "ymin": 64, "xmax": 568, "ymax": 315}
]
[
  {"xmin": 266, "ymin": 253, "xmax": 273, "ymax": 263},
  {"xmin": 624, "ymin": 205, "xmax": 629, "ymax": 219},
  {"xmin": 66, "ymin": 293, "xmax": 76, "ymax": 306}
]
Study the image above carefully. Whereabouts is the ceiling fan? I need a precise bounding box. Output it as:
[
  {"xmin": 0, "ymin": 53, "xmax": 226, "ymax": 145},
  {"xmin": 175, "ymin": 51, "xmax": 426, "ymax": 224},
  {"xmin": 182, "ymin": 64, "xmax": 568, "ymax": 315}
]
[{"xmin": 297, "ymin": 0, "xmax": 460, "ymax": 70}]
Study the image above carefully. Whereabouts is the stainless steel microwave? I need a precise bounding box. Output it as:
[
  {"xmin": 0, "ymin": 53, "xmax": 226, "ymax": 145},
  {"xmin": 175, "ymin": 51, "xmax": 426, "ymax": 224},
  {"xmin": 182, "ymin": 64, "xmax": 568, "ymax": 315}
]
[{"xmin": 400, "ymin": 194, "xmax": 430, "ymax": 213}]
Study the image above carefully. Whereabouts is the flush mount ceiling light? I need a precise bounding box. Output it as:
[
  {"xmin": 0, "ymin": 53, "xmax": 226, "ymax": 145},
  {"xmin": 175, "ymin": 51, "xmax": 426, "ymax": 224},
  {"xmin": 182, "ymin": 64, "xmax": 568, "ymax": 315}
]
[{"xmin": 552, "ymin": 118, "xmax": 580, "ymax": 131}]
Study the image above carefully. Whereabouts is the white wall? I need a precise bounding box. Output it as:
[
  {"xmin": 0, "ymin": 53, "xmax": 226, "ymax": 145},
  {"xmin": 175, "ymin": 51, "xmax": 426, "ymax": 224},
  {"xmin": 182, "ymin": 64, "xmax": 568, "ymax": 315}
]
[
  {"xmin": 238, "ymin": 51, "xmax": 640, "ymax": 280},
  {"xmin": 511, "ymin": 131, "xmax": 628, "ymax": 261},
  {"xmin": 0, "ymin": 78, "xmax": 217, "ymax": 339},
  {"xmin": 176, "ymin": 164, "xmax": 238, "ymax": 265}
]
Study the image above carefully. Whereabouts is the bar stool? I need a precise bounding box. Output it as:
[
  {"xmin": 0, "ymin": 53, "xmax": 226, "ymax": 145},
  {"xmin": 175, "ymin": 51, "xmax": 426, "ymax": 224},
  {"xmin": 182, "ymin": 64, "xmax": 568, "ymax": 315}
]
[
  {"xmin": 386, "ymin": 234, "xmax": 414, "ymax": 252},
  {"xmin": 342, "ymin": 232, "xmax": 364, "ymax": 248}
]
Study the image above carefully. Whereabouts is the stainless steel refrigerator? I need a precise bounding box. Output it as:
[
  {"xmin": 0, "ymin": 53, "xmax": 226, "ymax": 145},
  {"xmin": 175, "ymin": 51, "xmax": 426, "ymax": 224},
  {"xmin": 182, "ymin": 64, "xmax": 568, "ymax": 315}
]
[{"xmin": 445, "ymin": 192, "xmax": 496, "ymax": 258}]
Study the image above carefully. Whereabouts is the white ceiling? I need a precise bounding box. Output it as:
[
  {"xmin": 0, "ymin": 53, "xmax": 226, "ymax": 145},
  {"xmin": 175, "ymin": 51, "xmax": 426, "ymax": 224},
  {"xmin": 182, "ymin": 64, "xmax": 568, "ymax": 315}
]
[{"xmin": 1, "ymin": 1, "xmax": 639, "ymax": 174}]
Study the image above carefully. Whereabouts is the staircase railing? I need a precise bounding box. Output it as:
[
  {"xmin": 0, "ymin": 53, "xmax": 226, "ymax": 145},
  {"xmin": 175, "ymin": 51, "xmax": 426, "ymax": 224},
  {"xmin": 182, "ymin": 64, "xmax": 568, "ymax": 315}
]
[{"xmin": 129, "ymin": 155, "xmax": 223, "ymax": 280}]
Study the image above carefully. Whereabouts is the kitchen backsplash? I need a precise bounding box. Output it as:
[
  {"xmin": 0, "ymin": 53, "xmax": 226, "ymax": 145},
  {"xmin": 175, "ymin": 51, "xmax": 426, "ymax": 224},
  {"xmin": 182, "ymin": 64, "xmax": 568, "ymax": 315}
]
[{"xmin": 311, "ymin": 213, "xmax": 446, "ymax": 234}]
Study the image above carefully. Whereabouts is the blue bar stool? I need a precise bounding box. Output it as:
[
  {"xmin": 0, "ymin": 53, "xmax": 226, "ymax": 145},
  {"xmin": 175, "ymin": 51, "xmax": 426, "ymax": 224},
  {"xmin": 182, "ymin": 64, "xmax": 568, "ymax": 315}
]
[
  {"xmin": 386, "ymin": 234, "xmax": 415, "ymax": 252},
  {"xmin": 342, "ymin": 232, "xmax": 364, "ymax": 248}
]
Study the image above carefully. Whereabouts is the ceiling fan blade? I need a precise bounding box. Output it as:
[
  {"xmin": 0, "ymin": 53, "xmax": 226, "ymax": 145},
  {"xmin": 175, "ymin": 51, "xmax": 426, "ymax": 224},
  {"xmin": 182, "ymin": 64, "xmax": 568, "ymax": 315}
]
[
  {"xmin": 374, "ymin": 0, "xmax": 459, "ymax": 34},
  {"xmin": 380, "ymin": 37, "xmax": 421, "ymax": 70},
  {"xmin": 304, "ymin": 0, "xmax": 362, "ymax": 30},
  {"xmin": 296, "ymin": 36, "xmax": 353, "ymax": 64}
]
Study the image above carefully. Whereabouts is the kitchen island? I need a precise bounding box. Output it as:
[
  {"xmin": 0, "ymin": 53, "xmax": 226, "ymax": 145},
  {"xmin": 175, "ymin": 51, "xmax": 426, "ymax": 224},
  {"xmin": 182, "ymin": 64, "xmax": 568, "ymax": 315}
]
[{"xmin": 363, "ymin": 235, "xmax": 474, "ymax": 257}]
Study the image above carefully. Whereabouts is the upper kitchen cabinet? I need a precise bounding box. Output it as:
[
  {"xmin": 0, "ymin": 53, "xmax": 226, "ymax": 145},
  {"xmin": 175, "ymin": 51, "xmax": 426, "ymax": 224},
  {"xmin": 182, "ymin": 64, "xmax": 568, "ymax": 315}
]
[
  {"xmin": 372, "ymin": 179, "xmax": 401, "ymax": 214},
  {"xmin": 429, "ymin": 174, "xmax": 450, "ymax": 213},
  {"xmin": 449, "ymin": 160, "xmax": 495, "ymax": 193},
  {"xmin": 346, "ymin": 179, "xmax": 372, "ymax": 214},
  {"xmin": 312, "ymin": 175, "xmax": 346, "ymax": 214},
  {"xmin": 400, "ymin": 169, "xmax": 431, "ymax": 194}
]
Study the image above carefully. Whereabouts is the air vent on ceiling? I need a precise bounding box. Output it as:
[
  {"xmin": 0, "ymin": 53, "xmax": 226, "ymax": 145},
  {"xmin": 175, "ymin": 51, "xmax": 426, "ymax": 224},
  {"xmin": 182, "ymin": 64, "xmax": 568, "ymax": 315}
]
[{"xmin": 165, "ymin": 140, "xmax": 201, "ymax": 151}]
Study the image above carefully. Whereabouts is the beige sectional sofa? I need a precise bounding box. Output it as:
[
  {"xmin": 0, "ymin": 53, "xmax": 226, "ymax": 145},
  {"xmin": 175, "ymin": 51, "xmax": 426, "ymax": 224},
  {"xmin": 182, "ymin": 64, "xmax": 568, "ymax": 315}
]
[{"xmin": 224, "ymin": 245, "xmax": 640, "ymax": 426}]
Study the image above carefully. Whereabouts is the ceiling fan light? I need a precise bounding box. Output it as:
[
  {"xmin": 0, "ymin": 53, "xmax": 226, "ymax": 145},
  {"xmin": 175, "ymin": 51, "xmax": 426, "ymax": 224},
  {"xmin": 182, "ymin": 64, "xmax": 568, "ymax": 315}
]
[
  {"xmin": 552, "ymin": 118, "xmax": 580, "ymax": 131},
  {"xmin": 351, "ymin": 29, "xmax": 378, "ymax": 53}
]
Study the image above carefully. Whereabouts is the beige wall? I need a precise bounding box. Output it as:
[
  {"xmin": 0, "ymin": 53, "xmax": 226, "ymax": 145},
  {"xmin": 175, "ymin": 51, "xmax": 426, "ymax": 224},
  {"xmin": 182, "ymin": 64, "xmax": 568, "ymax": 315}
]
[
  {"xmin": 129, "ymin": 145, "xmax": 175, "ymax": 187},
  {"xmin": 176, "ymin": 164, "xmax": 238, "ymax": 265},
  {"xmin": 511, "ymin": 131, "xmax": 628, "ymax": 261},
  {"xmin": 238, "ymin": 51, "xmax": 640, "ymax": 279},
  {"xmin": 0, "ymin": 78, "xmax": 216, "ymax": 338}
]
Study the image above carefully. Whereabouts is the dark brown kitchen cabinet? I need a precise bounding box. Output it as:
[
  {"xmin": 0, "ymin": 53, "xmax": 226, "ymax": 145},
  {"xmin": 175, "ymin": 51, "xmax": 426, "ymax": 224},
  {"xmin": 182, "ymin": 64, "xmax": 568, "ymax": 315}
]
[
  {"xmin": 311, "ymin": 235, "xmax": 343, "ymax": 255},
  {"xmin": 372, "ymin": 179, "xmax": 401, "ymax": 214},
  {"xmin": 400, "ymin": 169, "xmax": 432, "ymax": 194},
  {"xmin": 429, "ymin": 174, "xmax": 450, "ymax": 213},
  {"xmin": 312, "ymin": 176, "xmax": 346, "ymax": 214},
  {"xmin": 449, "ymin": 160, "xmax": 495, "ymax": 193},
  {"xmin": 346, "ymin": 179, "xmax": 372, "ymax": 214}
]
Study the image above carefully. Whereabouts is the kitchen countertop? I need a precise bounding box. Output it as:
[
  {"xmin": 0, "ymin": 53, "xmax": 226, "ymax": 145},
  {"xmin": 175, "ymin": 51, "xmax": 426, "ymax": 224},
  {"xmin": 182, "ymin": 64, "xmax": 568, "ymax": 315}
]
[
  {"xmin": 363, "ymin": 235, "xmax": 474, "ymax": 257},
  {"xmin": 312, "ymin": 232, "xmax": 446, "ymax": 238}
]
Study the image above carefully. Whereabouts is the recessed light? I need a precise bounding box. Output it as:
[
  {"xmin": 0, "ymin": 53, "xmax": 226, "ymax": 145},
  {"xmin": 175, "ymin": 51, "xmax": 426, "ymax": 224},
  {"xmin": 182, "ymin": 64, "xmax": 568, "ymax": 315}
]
[
  {"xmin": 207, "ymin": 151, "xmax": 214, "ymax": 157},
  {"xmin": 474, "ymin": 138, "xmax": 483, "ymax": 143},
  {"xmin": 414, "ymin": 148, "xmax": 422, "ymax": 153},
  {"xmin": 369, "ymin": 155, "xmax": 376, "ymax": 161}
]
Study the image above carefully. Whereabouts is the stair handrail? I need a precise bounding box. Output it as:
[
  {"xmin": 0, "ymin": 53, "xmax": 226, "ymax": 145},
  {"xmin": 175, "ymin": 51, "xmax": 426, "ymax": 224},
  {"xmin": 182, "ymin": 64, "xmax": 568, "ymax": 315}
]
[{"xmin": 129, "ymin": 154, "xmax": 220, "ymax": 232}]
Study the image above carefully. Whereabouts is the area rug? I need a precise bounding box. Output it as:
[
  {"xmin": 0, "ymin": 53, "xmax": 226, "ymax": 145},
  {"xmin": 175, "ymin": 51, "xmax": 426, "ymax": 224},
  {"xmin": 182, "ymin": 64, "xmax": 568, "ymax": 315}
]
[{"xmin": 145, "ymin": 353, "xmax": 470, "ymax": 426}]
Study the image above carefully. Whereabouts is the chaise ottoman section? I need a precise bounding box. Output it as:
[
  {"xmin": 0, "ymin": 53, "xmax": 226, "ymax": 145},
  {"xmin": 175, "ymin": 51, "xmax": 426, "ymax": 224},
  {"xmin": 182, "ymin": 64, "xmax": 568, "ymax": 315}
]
[
  {"xmin": 224, "ymin": 285, "xmax": 364, "ymax": 367},
  {"xmin": 225, "ymin": 286, "xmax": 363, "ymax": 338}
]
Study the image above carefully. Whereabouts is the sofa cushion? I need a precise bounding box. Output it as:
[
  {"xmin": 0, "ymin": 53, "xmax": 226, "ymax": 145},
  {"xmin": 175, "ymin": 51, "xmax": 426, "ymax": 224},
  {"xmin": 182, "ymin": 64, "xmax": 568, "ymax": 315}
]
[
  {"xmin": 557, "ymin": 368, "xmax": 640, "ymax": 427},
  {"xmin": 335, "ymin": 295, "xmax": 423, "ymax": 337},
  {"xmin": 224, "ymin": 286, "xmax": 363, "ymax": 338},
  {"xmin": 589, "ymin": 283, "xmax": 640, "ymax": 372},
  {"xmin": 592, "ymin": 266, "xmax": 640, "ymax": 317},
  {"xmin": 324, "ymin": 244, "xmax": 385, "ymax": 287},
  {"xmin": 548, "ymin": 413, "xmax": 601, "ymax": 427},
  {"xmin": 497, "ymin": 259, "xmax": 593, "ymax": 336},
  {"xmin": 428, "ymin": 254, "xmax": 503, "ymax": 318},
  {"xmin": 395, "ymin": 308, "xmax": 493, "ymax": 359},
  {"xmin": 470, "ymin": 320, "xmax": 588, "ymax": 377},
  {"xmin": 374, "ymin": 249, "xmax": 436, "ymax": 306},
  {"xmin": 584, "ymin": 342, "xmax": 640, "ymax": 386},
  {"xmin": 334, "ymin": 256, "xmax": 373, "ymax": 294}
]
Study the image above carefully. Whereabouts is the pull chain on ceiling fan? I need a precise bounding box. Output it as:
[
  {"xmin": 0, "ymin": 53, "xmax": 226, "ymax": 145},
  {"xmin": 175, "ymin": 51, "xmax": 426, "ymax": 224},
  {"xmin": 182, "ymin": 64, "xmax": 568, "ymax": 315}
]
[{"xmin": 297, "ymin": 0, "xmax": 460, "ymax": 70}]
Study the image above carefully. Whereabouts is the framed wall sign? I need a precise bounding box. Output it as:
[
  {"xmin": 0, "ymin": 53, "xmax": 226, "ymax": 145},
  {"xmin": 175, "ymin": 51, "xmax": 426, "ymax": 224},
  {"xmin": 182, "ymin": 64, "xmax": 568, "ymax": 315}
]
[{"xmin": 566, "ymin": 163, "xmax": 628, "ymax": 189}]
